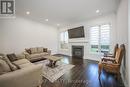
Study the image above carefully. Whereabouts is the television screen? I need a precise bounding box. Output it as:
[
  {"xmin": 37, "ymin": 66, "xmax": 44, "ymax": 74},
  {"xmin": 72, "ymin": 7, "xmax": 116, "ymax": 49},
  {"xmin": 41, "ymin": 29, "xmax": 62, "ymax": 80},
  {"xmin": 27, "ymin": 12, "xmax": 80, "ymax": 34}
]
[{"xmin": 68, "ymin": 26, "xmax": 85, "ymax": 38}]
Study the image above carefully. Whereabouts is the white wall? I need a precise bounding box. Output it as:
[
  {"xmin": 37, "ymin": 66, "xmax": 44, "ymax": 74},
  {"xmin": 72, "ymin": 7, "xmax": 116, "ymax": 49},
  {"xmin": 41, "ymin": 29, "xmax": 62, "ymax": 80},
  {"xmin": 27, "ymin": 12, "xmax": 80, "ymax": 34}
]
[
  {"xmin": 116, "ymin": 0, "xmax": 128, "ymax": 86},
  {"xmin": 58, "ymin": 13, "xmax": 117, "ymax": 61},
  {"xmin": 0, "ymin": 16, "xmax": 58, "ymax": 54}
]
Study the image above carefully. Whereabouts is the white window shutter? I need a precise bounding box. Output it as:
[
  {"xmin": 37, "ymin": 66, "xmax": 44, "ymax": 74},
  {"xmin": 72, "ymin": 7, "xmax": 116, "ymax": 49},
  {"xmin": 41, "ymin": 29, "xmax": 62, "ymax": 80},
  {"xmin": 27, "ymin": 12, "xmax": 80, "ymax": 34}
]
[
  {"xmin": 90, "ymin": 26, "xmax": 99, "ymax": 45},
  {"xmin": 90, "ymin": 24, "xmax": 110, "ymax": 53},
  {"xmin": 100, "ymin": 24, "xmax": 110, "ymax": 45},
  {"xmin": 60, "ymin": 31, "xmax": 69, "ymax": 49}
]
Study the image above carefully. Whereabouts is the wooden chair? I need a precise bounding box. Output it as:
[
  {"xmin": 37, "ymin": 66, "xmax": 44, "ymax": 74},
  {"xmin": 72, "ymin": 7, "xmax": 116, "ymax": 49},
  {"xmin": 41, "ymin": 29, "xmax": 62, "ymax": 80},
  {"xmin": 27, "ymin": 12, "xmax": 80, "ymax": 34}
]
[
  {"xmin": 98, "ymin": 44, "xmax": 125, "ymax": 78},
  {"xmin": 104, "ymin": 44, "xmax": 119, "ymax": 58}
]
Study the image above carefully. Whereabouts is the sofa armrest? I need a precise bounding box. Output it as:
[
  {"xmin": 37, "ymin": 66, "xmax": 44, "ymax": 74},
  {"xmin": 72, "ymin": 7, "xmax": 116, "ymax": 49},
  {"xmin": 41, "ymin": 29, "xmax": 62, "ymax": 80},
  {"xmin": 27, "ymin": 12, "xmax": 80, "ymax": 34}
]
[
  {"xmin": 101, "ymin": 57, "xmax": 115, "ymax": 62},
  {"xmin": 47, "ymin": 50, "xmax": 51, "ymax": 55},
  {"xmin": 0, "ymin": 64, "xmax": 43, "ymax": 87},
  {"xmin": 23, "ymin": 51, "xmax": 31, "ymax": 59}
]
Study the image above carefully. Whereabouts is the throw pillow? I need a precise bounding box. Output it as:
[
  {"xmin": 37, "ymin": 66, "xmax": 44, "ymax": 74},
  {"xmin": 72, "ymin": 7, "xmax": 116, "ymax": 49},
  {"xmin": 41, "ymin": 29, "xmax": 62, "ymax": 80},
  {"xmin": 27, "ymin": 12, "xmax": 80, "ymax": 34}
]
[
  {"xmin": 30, "ymin": 48, "xmax": 37, "ymax": 54},
  {"xmin": 43, "ymin": 48, "xmax": 48, "ymax": 52},
  {"xmin": 7, "ymin": 53, "xmax": 18, "ymax": 62},
  {"xmin": 0, "ymin": 59, "xmax": 11, "ymax": 75},
  {"xmin": 25, "ymin": 49, "xmax": 31, "ymax": 54},
  {"xmin": 2, "ymin": 55, "xmax": 18, "ymax": 71},
  {"xmin": 37, "ymin": 47, "xmax": 43, "ymax": 53}
]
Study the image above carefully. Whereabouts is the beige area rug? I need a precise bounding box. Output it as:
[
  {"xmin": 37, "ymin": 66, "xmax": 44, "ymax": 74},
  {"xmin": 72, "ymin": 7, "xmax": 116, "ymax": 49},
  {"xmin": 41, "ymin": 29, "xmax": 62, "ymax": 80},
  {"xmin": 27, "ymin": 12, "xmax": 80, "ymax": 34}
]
[{"xmin": 35, "ymin": 60, "xmax": 75, "ymax": 83}]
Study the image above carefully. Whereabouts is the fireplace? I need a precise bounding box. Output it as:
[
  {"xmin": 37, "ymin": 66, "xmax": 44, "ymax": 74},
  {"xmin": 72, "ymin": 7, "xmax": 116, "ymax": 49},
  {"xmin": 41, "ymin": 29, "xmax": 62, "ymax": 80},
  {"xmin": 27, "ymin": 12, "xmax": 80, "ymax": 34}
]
[{"xmin": 72, "ymin": 46, "xmax": 84, "ymax": 58}]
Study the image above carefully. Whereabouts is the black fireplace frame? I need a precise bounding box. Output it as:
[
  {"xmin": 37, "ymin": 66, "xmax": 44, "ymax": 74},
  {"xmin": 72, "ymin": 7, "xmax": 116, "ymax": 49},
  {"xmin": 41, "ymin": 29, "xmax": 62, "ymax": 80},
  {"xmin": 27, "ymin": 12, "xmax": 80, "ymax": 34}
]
[{"xmin": 72, "ymin": 45, "xmax": 84, "ymax": 58}]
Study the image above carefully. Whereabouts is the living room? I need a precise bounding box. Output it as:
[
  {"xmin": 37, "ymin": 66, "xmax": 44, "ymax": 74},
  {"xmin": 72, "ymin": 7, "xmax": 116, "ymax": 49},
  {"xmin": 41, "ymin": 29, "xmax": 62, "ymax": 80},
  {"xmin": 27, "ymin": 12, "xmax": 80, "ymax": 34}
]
[{"xmin": 0, "ymin": 0, "xmax": 129, "ymax": 87}]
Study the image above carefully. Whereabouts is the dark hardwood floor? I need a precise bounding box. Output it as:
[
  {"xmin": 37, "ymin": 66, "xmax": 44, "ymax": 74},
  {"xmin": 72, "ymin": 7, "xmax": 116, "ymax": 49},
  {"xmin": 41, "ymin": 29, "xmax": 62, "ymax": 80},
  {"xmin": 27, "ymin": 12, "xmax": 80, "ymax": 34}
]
[{"xmin": 41, "ymin": 54, "xmax": 125, "ymax": 87}]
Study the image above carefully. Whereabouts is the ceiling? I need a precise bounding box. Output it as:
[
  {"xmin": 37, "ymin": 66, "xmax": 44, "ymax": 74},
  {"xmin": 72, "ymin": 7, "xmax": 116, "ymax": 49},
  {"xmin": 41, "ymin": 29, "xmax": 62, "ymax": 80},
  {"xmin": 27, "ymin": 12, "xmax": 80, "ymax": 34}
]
[{"xmin": 16, "ymin": 0, "xmax": 120, "ymax": 27}]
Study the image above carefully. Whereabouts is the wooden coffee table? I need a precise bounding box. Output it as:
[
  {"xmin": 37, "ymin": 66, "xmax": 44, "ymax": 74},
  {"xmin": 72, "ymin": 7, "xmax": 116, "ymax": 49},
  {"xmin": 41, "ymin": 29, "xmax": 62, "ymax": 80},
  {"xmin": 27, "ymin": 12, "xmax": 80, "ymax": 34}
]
[{"xmin": 44, "ymin": 55, "xmax": 62, "ymax": 68}]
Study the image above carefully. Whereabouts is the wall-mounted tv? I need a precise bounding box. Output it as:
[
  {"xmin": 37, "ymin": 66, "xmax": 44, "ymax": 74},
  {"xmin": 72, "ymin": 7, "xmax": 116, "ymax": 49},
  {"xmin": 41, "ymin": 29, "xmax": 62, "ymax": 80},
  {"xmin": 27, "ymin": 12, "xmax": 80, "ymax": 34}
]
[{"xmin": 68, "ymin": 26, "xmax": 85, "ymax": 39}]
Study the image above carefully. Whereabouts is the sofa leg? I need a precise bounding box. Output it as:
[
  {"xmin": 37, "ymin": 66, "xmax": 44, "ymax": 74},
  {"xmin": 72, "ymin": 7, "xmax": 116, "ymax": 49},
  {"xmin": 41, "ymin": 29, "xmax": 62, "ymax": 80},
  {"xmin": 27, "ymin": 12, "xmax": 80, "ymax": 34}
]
[{"xmin": 117, "ymin": 72, "xmax": 120, "ymax": 80}]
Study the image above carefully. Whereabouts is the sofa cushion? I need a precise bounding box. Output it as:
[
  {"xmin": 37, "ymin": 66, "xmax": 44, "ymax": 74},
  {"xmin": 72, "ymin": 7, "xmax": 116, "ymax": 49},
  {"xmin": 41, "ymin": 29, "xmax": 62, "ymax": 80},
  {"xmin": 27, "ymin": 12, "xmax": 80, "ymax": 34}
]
[
  {"xmin": 13, "ymin": 59, "xmax": 34, "ymax": 68},
  {"xmin": 39, "ymin": 52, "xmax": 49, "ymax": 56},
  {"xmin": 7, "ymin": 53, "xmax": 18, "ymax": 62},
  {"xmin": 13, "ymin": 59, "xmax": 30, "ymax": 65},
  {"xmin": 30, "ymin": 52, "xmax": 49, "ymax": 58},
  {"xmin": 30, "ymin": 48, "xmax": 37, "ymax": 54},
  {"xmin": 37, "ymin": 47, "xmax": 43, "ymax": 53},
  {"xmin": 0, "ymin": 58, "xmax": 11, "ymax": 75},
  {"xmin": 30, "ymin": 54, "xmax": 42, "ymax": 58},
  {"xmin": 18, "ymin": 63, "xmax": 34, "ymax": 68}
]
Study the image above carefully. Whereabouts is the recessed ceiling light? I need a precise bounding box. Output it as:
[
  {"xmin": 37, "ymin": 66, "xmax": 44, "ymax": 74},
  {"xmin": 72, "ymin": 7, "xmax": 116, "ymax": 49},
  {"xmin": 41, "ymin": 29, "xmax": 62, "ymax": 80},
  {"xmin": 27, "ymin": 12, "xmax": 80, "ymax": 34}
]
[
  {"xmin": 96, "ymin": 10, "xmax": 100, "ymax": 13},
  {"xmin": 26, "ymin": 11, "xmax": 30, "ymax": 15},
  {"xmin": 57, "ymin": 24, "xmax": 60, "ymax": 26},
  {"xmin": 45, "ymin": 19, "xmax": 49, "ymax": 21}
]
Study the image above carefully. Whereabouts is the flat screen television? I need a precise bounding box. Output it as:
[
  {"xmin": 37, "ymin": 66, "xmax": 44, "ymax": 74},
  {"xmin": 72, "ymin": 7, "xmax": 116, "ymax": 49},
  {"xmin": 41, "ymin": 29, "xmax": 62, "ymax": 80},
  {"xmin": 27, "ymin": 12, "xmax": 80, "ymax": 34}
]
[{"xmin": 68, "ymin": 26, "xmax": 85, "ymax": 39}]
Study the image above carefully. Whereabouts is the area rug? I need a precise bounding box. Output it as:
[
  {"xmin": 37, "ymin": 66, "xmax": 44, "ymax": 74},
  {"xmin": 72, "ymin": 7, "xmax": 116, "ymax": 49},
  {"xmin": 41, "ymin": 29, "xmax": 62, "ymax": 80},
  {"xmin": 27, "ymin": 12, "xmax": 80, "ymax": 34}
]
[{"xmin": 36, "ymin": 60, "xmax": 75, "ymax": 83}]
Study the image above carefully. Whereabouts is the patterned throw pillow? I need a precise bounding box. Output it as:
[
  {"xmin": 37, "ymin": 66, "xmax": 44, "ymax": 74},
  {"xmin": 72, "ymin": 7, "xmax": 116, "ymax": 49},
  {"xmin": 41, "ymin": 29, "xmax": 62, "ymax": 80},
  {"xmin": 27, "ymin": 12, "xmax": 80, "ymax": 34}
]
[
  {"xmin": 7, "ymin": 53, "xmax": 18, "ymax": 62},
  {"xmin": 43, "ymin": 48, "xmax": 48, "ymax": 52},
  {"xmin": 0, "ymin": 58, "xmax": 11, "ymax": 75},
  {"xmin": 25, "ymin": 49, "xmax": 31, "ymax": 54}
]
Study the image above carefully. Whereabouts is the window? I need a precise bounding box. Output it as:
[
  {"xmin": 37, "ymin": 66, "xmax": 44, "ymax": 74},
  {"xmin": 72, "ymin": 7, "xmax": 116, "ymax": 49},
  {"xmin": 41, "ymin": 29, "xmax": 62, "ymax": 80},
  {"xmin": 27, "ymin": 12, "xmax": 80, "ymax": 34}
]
[
  {"xmin": 90, "ymin": 24, "xmax": 110, "ymax": 54},
  {"xmin": 90, "ymin": 26, "xmax": 100, "ymax": 53},
  {"xmin": 60, "ymin": 31, "xmax": 68, "ymax": 49}
]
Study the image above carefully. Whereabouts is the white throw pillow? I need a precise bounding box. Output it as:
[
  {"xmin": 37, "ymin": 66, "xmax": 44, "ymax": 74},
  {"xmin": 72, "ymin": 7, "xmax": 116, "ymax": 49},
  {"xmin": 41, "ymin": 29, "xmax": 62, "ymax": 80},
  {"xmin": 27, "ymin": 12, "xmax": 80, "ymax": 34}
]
[
  {"xmin": 30, "ymin": 48, "xmax": 37, "ymax": 54},
  {"xmin": 37, "ymin": 47, "xmax": 43, "ymax": 53},
  {"xmin": 0, "ymin": 59, "xmax": 11, "ymax": 75}
]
